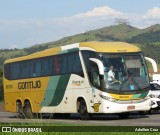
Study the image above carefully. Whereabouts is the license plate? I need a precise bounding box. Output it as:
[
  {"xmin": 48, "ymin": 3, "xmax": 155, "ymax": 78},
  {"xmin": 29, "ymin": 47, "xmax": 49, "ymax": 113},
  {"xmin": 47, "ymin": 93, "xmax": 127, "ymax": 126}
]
[{"xmin": 127, "ymin": 105, "xmax": 135, "ymax": 110}]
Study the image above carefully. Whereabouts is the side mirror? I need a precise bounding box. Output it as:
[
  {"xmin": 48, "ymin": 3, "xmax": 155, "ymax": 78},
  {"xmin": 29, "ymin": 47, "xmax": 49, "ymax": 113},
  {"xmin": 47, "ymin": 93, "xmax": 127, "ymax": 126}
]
[{"xmin": 89, "ymin": 58, "xmax": 104, "ymax": 75}]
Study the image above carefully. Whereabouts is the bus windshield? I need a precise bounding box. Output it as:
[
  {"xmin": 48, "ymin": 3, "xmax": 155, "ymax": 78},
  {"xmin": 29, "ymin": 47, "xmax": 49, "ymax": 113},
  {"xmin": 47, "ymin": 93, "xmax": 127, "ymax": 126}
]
[{"xmin": 98, "ymin": 53, "xmax": 150, "ymax": 92}]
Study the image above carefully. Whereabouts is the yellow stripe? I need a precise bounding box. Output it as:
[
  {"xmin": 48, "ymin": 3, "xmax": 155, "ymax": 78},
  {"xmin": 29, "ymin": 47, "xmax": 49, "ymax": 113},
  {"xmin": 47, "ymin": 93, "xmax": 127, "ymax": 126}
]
[
  {"xmin": 5, "ymin": 47, "xmax": 61, "ymax": 63},
  {"xmin": 80, "ymin": 42, "xmax": 141, "ymax": 53},
  {"xmin": 110, "ymin": 93, "xmax": 133, "ymax": 100}
]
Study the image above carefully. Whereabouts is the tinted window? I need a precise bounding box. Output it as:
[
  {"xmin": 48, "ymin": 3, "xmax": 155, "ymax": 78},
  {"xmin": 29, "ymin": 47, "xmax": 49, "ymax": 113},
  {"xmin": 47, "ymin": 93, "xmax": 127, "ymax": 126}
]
[
  {"xmin": 62, "ymin": 56, "xmax": 67, "ymax": 74},
  {"xmin": 54, "ymin": 55, "xmax": 67, "ymax": 75},
  {"xmin": 42, "ymin": 57, "xmax": 54, "ymax": 76},
  {"xmin": 81, "ymin": 51, "xmax": 97, "ymax": 72},
  {"xmin": 68, "ymin": 53, "xmax": 76, "ymax": 73},
  {"xmin": 12, "ymin": 63, "xmax": 20, "ymax": 79},
  {"xmin": 74, "ymin": 54, "xmax": 83, "ymax": 75},
  {"xmin": 4, "ymin": 52, "xmax": 84, "ymax": 80},
  {"xmin": 81, "ymin": 51, "xmax": 97, "ymax": 80},
  {"xmin": 21, "ymin": 61, "xmax": 29, "ymax": 79},
  {"xmin": 68, "ymin": 52, "xmax": 83, "ymax": 77},
  {"xmin": 4, "ymin": 64, "xmax": 11, "ymax": 80},
  {"xmin": 29, "ymin": 59, "xmax": 41, "ymax": 77},
  {"xmin": 54, "ymin": 56, "xmax": 62, "ymax": 75}
]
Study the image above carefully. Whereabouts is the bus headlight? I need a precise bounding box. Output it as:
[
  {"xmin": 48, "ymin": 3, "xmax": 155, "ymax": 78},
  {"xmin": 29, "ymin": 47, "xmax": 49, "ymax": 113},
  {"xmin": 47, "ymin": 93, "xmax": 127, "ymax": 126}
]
[{"xmin": 99, "ymin": 94, "xmax": 117, "ymax": 102}]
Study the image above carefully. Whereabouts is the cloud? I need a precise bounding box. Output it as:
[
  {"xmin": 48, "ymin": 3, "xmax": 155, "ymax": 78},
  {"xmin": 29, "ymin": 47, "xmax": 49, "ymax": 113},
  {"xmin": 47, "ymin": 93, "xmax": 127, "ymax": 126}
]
[
  {"xmin": 74, "ymin": 6, "xmax": 122, "ymax": 18},
  {"xmin": 0, "ymin": 6, "xmax": 160, "ymax": 49},
  {"xmin": 71, "ymin": 6, "xmax": 160, "ymax": 28},
  {"xmin": 144, "ymin": 7, "xmax": 160, "ymax": 19}
]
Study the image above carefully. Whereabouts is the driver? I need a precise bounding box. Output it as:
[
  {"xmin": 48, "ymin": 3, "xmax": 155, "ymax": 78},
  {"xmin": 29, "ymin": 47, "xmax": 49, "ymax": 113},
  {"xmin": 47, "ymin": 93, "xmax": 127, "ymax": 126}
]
[{"xmin": 108, "ymin": 65, "xmax": 120, "ymax": 83}]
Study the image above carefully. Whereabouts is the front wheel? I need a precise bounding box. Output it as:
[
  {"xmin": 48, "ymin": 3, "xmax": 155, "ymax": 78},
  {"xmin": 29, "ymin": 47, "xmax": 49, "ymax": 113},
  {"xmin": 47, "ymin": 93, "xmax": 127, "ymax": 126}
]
[
  {"xmin": 139, "ymin": 110, "xmax": 152, "ymax": 115},
  {"xmin": 79, "ymin": 100, "xmax": 91, "ymax": 120}
]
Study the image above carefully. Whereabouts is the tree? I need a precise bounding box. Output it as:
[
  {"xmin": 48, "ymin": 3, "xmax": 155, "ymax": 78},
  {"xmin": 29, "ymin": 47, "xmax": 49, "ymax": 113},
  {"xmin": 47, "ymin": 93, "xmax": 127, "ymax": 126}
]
[{"xmin": 114, "ymin": 18, "xmax": 130, "ymax": 25}]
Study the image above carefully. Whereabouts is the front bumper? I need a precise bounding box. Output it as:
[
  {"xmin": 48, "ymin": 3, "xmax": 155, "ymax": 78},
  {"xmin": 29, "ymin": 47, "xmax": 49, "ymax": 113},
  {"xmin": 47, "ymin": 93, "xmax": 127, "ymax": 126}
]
[{"xmin": 102, "ymin": 98, "xmax": 151, "ymax": 113}]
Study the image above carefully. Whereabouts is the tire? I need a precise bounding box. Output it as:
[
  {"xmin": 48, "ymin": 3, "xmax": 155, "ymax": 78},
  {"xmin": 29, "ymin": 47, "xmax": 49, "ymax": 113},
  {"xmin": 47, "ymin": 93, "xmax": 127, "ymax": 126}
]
[
  {"xmin": 53, "ymin": 113, "xmax": 70, "ymax": 119},
  {"xmin": 147, "ymin": 110, "xmax": 152, "ymax": 115},
  {"xmin": 118, "ymin": 112, "xmax": 130, "ymax": 119},
  {"xmin": 23, "ymin": 101, "xmax": 34, "ymax": 119},
  {"xmin": 16, "ymin": 102, "xmax": 24, "ymax": 118},
  {"xmin": 139, "ymin": 111, "xmax": 151, "ymax": 115},
  {"xmin": 34, "ymin": 113, "xmax": 43, "ymax": 119},
  {"xmin": 79, "ymin": 100, "xmax": 91, "ymax": 120}
]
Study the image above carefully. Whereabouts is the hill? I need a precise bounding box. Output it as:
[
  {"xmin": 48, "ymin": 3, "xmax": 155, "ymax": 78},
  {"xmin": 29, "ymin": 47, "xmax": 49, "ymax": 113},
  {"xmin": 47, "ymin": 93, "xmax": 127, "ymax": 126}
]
[{"xmin": 0, "ymin": 23, "xmax": 160, "ymax": 68}]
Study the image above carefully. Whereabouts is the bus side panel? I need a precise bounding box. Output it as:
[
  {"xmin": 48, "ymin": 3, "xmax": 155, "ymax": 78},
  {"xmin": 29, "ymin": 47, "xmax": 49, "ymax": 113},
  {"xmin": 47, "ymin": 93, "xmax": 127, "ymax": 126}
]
[
  {"xmin": 61, "ymin": 74, "xmax": 88, "ymax": 113},
  {"xmin": 4, "ymin": 77, "xmax": 50, "ymax": 113},
  {"xmin": 39, "ymin": 75, "xmax": 71, "ymax": 113},
  {"xmin": 4, "ymin": 93, "xmax": 16, "ymax": 112},
  {"xmin": 61, "ymin": 74, "xmax": 103, "ymax": 114}
]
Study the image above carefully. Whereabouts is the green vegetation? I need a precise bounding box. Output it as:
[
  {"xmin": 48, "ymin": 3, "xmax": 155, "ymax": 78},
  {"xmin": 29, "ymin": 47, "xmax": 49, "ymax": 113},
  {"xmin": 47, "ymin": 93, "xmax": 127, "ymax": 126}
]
[
  {"xmin": 1, "ymin": 24, "xmax": 160, "ymax": 67},
  {"xmin": 0, "ymin": 23, "xmax": 160, "ymax": 96},
  {"xmin": 0, "ymin": 123, "xmax": 160, "ymax": 135},
  {"xmin": 1, "ymin": 132, "xmax": 159, "ymax": 135}
]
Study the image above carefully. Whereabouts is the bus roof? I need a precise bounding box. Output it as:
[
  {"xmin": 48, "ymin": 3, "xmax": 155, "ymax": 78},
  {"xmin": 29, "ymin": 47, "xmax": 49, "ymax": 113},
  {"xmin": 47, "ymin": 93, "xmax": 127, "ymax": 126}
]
[
  {"xmin": 5, "ymin": 42, "xmax": 141, "ymax": 63},
  {"xmin": 79, "ymin": 42, "xmax": 141, "ymax": 53}
]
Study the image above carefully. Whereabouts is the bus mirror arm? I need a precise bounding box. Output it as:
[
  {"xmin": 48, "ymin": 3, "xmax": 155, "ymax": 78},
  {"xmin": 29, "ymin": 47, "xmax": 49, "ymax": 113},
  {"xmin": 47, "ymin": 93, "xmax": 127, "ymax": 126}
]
[{"xmin": 89, "ymin": 58, "xmax": 104, "ymax": 75}]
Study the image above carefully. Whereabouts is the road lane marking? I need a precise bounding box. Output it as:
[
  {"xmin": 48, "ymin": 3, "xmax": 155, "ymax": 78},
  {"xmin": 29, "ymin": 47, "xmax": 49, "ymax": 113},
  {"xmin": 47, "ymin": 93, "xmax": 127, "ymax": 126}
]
[
  {"xmin": 133, "ymin": 123, "xmax": 159, "ymax": 125},
  {"xmin": 53, "ymin": 119, "xmax": 76, "ymax": 123},
  {"xmin": 89, "ymin": 121, "xmax": 116, "ymax": 124}
]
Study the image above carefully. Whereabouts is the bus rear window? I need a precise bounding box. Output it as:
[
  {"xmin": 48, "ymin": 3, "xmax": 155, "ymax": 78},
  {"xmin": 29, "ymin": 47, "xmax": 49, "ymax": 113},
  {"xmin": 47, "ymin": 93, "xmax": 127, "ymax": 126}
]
[{"xmin": 4, "ymin": 63, "xmax": 11, "ymax": 80}]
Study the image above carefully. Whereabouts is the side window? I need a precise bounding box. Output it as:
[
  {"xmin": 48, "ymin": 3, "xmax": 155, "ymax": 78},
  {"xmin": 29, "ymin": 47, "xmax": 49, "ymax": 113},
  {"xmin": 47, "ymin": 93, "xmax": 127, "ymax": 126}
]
[
  {"xmin": 4, "ymin": 63, "xmax": 11, "ymax": 80},
  {"xmin": 54, "ymin": 55, "xmax": 67, "ymax": 75},
  {"xmin": 74, "ymin": 54, "xmax": 83, "ymax": 76},
  {"xmin": 54, "ymin": 57, "xmax": 59, "ymax": 74},
  {"xmin": 68, "ymin": 53, "xmax": 76, "ymax": 74},
  {"xmin": 62, "ymin": 55, "xmax": 67, "ymax": 74},
  {"xmin": 42, "ymin": 57, "xmax": 54, "ymax": 76},
  {"xmin": 68, "ymin": 52, "xmax": 84, "ymax": 77},
  {"xmin": 58, "ymin": 56, "xmax": 63, "ymax": 74},
  {"xmin": 21, "ymin": 61, "xmax": 29, "ymax": 79},
  {"xmin": 29, "ymin": 59, "xmax": 41, "ymax": 77},
  {"xmin": 81, "ymin": 51, "xmax": 97, "ymax": 80},
  {"xmin": 12, "ymin": 63, "xmax": 20, "ymax": 79},
  {"xmin": 91, "ymin": 65, "xmax": 100, "ymax": 88},
  {"xmin": 54, "ymin": 56, "xmax": 62, "ymax": 75},
  {"xmin": 81, "ymin": 51, "xmax": 90, "ymax": 71}
]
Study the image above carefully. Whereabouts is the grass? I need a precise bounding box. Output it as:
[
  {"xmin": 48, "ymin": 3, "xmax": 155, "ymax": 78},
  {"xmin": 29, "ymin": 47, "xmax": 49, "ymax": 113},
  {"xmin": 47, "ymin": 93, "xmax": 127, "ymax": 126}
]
[
  {"xmin": 1, "ymin": 133, "xmax": 160, "ymax": 135},
  {"xmin": 0, "ymin": 123, "xmax": 160, "ymax": 135}
]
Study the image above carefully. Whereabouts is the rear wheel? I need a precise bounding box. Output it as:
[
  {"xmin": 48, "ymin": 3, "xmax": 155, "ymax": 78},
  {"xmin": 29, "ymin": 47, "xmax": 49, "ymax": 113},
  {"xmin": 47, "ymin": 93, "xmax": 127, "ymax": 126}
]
[
  {"xmin": 16, "ymin": 102, "xmax": 24, "ymax": 118},
  {"xmin": 23, "ymin": 101, "xmax": 34, "ymax": 119},
  {"xmin": 79, "ymin": 100, "xmax": 91, "ymax": 120},
  {"xmin": 118, "ymin": 112, "xmax": 130, "ymax": 119}
]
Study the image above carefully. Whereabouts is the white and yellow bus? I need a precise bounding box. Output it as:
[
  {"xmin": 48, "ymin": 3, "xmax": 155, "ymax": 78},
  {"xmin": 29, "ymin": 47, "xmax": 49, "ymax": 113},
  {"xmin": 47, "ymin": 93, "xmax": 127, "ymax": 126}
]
[{"xmin": 3, "ymin": 42, "xmax": 151, "ymax": 119}]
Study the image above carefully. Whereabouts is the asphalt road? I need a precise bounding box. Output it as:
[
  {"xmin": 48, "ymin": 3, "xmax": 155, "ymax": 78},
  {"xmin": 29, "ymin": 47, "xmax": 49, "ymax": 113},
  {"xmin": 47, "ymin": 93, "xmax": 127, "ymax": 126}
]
[{"xmin": 0, "ymin": 111, "xmax": 160, "ymax": 126}]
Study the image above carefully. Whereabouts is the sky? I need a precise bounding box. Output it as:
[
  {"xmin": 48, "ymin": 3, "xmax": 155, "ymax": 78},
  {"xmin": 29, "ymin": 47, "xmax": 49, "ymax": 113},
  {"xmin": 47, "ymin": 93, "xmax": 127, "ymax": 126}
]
[{"xmin": 0, "ymin": 0, "xmax": 160, "ymax": 49}]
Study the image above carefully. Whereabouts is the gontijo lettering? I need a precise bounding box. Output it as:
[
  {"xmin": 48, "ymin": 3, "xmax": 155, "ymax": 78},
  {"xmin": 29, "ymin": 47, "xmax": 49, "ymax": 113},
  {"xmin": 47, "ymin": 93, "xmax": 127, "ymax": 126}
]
[{"xmin": 18, "ymin": 80, "xmax": 41, "ymax": 89}]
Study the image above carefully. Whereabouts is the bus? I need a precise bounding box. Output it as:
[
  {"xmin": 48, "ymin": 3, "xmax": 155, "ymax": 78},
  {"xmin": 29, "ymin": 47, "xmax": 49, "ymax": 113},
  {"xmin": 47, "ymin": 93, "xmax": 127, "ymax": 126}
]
[{"xmin": 3, "ymin": 42, "xmax": 151, "ymax": 120}]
